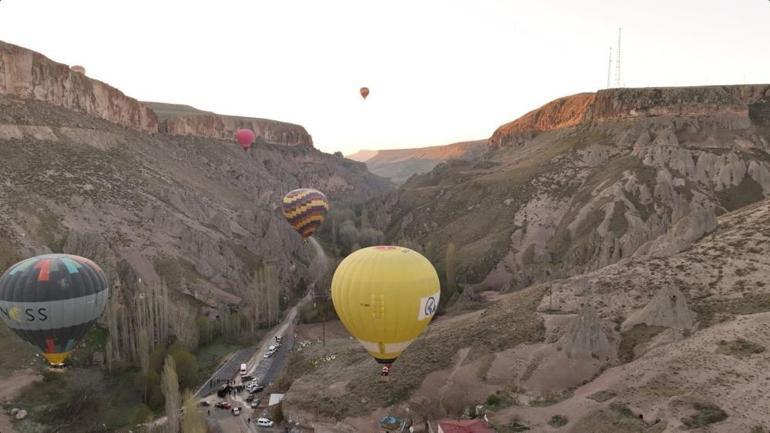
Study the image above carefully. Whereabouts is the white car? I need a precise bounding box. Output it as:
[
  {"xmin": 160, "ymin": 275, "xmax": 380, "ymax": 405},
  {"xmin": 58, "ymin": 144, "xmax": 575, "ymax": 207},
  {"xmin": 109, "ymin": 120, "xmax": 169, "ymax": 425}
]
[
  {"xmin": 256, "ymin": 417, "xmax": 274, "ymax": 427},
  {"xmin": 232, "ymin": 407, "xmax": 241, "ymax": 416}
]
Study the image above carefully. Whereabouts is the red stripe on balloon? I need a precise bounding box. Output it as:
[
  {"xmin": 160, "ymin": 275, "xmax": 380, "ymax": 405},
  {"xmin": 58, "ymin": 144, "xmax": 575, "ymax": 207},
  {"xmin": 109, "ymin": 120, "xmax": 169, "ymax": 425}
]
[
  {"xmin": 36, "ymin": 259, "xmax": 51, "ymax": 281},
  {"xmin": 45, "ymin": 338, "xmax": 55, "ymax": 353}
]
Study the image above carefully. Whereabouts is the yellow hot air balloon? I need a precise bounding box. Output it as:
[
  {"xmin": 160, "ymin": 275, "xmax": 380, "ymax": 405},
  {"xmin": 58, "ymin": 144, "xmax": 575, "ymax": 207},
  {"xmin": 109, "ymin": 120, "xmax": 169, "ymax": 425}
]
[{"xmin": 331, "ymin": 246, "xmax": 440, "ymax": 375}]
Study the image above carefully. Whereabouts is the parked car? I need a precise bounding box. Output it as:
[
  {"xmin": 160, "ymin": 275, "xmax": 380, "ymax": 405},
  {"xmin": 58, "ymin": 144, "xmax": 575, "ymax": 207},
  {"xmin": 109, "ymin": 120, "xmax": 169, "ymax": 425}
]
[
  {"xmin": 263, "ymin": 351, "xmax": 274, "ymax": 359},
  {"xmin": 215, "ymin": 401, "xmax": 231, "ymax": 409},
  {"xmin": 256, "ymin": 418, "xmax": 274, "ymax": 427},
  {"xmin": 241, "ymin": 374, "xmax": 254, "ymax": 382},
  {"xmin": 250, "ymin": 399, "xmax": 260, "ymax": 408},
  {"xmin": 232, "ymin": 407, "xmax": 241, "ymax": 416},
  {"xmin": 246, "ymin": 394, "xmax": 255, "ymax": 403},
  {"xmin": 199, "ymin": 400, "xmax": 210, "ymax": 407},
  {"xmin": 247, "ymin": 384, "xmax": 264, "ymax": 394}
]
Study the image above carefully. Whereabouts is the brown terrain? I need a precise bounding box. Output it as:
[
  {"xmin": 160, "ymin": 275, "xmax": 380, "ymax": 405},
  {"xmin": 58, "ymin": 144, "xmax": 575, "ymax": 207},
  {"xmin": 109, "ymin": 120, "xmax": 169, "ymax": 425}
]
[
  {"xmin": 371, "ymin": 85, "xmax": 770, "ymax": 296},
  {"xmin": 0, "ymin": 39, "xmax": 389, "ymax": 385},
  {"xmin": 282, "ymin": 190, "xmax": 770, "ymax": 433},
  {"xmin": 348, "ymin": 140, "xmax": 486, "ymax": 184}
]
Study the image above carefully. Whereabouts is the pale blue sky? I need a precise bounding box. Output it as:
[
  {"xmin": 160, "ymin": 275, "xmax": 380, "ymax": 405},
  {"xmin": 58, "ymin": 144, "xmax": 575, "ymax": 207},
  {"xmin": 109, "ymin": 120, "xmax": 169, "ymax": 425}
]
[{"xmin": 1, "ymin": 0, "xmax": 768, "ymax": 154}]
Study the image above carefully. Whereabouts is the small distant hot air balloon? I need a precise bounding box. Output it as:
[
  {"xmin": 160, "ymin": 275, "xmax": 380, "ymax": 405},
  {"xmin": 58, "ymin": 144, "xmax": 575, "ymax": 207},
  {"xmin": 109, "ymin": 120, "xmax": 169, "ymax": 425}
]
[
  {"xmin": 281, "ymin": 188, "xmax": 329, "ymax": 239},
  {"xmin": 0, "ymin": 254, "xmax": 109, "ymax": 367},
  {"xmin": 235, "ymin": 128, "xmax": 256, "ymax": 151},
  {"xmin": 331, "ymin": 246, "xmax": 440, "ymax": 377},
  {"xmin": 70, "ymin": 65, "xmax": 86, "ymax": 75},
  {"xmin": 360, "ymin": 87, "xmax": 369, "ymax": 99}
]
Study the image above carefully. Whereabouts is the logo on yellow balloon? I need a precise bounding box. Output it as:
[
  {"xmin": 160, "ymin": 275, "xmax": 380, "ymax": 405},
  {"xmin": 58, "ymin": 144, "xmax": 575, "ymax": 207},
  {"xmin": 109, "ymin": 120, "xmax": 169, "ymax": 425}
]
[{"xmin": 7, "ymin": 306, "xmax": 21, "ymax": 322}]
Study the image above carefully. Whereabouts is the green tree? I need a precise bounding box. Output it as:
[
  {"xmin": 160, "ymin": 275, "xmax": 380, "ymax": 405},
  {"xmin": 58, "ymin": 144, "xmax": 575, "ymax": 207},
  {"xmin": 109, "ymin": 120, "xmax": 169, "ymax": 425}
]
[
  {"xmin": 169, "ymin": 343, "xmax": 199, "ymax": 390},
  {"xmin": 161, "ymin": 355, "xmax": 180, "ymax": 433},
  {"xmin": 181, "ymin": 390, "xmax": 206, "ymax": 433}
]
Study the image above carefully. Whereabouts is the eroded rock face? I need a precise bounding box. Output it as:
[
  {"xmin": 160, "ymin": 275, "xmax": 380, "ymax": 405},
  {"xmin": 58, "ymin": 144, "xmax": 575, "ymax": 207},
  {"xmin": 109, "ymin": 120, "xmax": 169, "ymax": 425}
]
[
  {"xmin": 0, "ymin": 41, "xmax": 158, "ymax": 132},
  {"xmin": 161, "ymin": 113, "xmax": 313, "ymax": 147},
  {"xmin": 490, "ymin": 86, "xmax": 769, "ymax": 147},
  {"xmin": 563, "ymin": 305, "xmax": 613, "ymax": 359},
  {"xmin": 0, "ymin": 94, "xmax": 390, "ymax": 344},
  {"xmin": 622, "ymin": 285, "xmax": 696, "ymax": 331},
  {"xmin": 378, "ymin": 85, "xmax": 770, "ymax": 293}
]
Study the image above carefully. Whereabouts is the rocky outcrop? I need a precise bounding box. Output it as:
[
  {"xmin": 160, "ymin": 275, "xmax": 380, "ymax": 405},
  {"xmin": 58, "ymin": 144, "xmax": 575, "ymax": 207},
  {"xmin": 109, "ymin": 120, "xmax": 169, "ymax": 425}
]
[
  {"xmin": 563, "ymin": 305, "xmax": 613, "ymax": 359},
  {"xmin": 490, "ymin": 85, "xmax": 770, "ymax": 147},
  {"xmin": 147, "ymin": 102, "xmax": 313, "ymax": 147},
  {"xmin": 0, "ymin": 41, "xmax": 158, "ymax": 132},
  {"xmin": 622, "ymin": 285, "xmax": 696, "ymax": 331}
]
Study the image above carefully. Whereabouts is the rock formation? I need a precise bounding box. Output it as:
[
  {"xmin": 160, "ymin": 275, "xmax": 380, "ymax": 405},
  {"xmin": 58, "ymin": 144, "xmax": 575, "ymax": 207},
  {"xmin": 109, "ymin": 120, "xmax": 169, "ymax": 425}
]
[
  {"xmin": 622, "ymin": 285, "xmax": 696, "ymax": 331},
  {"xmin": 374, "ymin": 84, "xmax": 770, "ymax": 293},
  {"xmin": 563, "ymin": 304, "xmax": 613, "ymax": 359},
  {"xmin": 147, "ymin": 102, "xmax": 313, "ymax": 147},
  {"xmin": 0, "ymin": 41, "xmax": 157, "ymax": 132}
]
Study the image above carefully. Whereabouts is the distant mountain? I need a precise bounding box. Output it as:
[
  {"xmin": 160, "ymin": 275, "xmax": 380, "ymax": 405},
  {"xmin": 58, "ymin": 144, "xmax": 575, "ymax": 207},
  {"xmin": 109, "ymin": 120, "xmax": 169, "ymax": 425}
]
[
  {"xmin": 349, "ymin": 140, "xmax": 487, "ymax": 184},
  {"xmin": 346, "ymin": 149, "xmax": 379, "ymax": 162}
]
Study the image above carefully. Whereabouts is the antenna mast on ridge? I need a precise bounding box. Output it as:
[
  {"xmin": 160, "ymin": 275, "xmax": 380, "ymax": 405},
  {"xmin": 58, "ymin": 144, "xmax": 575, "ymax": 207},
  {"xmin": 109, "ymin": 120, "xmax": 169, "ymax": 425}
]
[
  {"xmin": 615, "ymin": 27, "xmax": 623, "ymax": 88},
  {"xmin": 607, "ymin": 47, "xmax": 613, "ymax": 88}
]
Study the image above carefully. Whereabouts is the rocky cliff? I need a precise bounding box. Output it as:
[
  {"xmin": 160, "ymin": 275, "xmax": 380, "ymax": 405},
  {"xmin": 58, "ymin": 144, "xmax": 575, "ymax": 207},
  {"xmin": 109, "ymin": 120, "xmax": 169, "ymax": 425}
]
[
  {"xmin": 373, "ymin": 84, "xmax": 770, "ymax": 295},
  {"xmin": 147, "ymin": 102, "xmax": 313, "ymax": 147},
  {"xmin": 0, "ymin": 40, "xmax": 316, "ymax": 148},
  {"xmin": 0, "ymin": 41, "xmax": 158, "ymax": 132},
  {"xmin": 491, "ymin": 85, "xmax": 770, "ymax": 147}
]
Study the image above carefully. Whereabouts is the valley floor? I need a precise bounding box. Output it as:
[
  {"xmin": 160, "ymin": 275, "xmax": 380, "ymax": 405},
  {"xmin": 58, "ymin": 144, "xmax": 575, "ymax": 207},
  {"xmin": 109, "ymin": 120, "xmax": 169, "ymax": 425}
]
[{"xmin": 0, "ymin": 370, "xmax": 41, "ymax": 433}]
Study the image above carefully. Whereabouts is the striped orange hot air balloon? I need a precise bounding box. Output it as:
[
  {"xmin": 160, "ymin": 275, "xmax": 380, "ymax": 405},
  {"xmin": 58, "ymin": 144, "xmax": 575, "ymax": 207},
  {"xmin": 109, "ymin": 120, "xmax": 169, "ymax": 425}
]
[{"xmin": 281, "ymin": 189, "xmax": 330, "ymax": 239}]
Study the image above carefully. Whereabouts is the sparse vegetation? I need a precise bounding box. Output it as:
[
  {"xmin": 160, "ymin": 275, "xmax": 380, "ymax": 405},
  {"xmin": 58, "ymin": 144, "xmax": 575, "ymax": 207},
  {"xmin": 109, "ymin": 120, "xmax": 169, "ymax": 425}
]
[
  {"xmin": 693, "ymin": 293, "xmax": 770, "ymax": 327},
  {"xmin": 587, "ymin": 389, "xmax": 617, "ymax": 402},
  {"xmin": 717, "ymin": 338, "xmax": 766, "ymax": 357},
  {"xmin": 618, "ymin": 324, "xmax": 666, "ymax": 363},
  {"xmin": 548, "ymin": 414, "xmax": 568, "ymax": 428},
  {"xmin": 495, "ymin": 420, "xmax": 531, "ymax": 432},
  {"xmin": 485, "ymin": 390, "xmax": 516, "ymax": 410},
  {"xmin": 569, "ymin": 402, "xmax": 665, "ymax": 433},
  {"xmin": 530, "ymin": 390, "xmax": 573, "ymax": 407},
  {"xmin": 681, "ymin": 402, "xmax": 728, "ymax": 429}
]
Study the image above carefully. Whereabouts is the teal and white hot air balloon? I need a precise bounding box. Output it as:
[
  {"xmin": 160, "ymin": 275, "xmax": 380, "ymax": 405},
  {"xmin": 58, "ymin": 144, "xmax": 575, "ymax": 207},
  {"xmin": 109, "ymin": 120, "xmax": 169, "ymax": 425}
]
[{"xmin": 0, "ymin": 254, "xmax": 109, "ymax": 366}]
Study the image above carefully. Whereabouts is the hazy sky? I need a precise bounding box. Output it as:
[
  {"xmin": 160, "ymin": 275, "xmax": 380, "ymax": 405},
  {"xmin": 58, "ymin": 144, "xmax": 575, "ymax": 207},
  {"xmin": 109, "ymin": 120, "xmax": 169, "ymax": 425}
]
[{"xmin": 1, "ymin": 1, "xmax": 769, "ymax": 154}]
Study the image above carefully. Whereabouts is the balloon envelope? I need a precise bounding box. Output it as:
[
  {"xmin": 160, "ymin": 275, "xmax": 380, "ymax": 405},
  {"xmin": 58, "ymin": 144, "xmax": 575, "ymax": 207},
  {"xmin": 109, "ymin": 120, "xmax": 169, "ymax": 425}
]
[
  {"xmin": 331, "ymin": 246, "xmax": 440, "ymax": 366},
  {"xmin": 282, "ymin": 189, "xmax": 329, "ymax": 239},
  {"xmin": 360, "ymin": 87, "xmax": 369, "ymax": 99},
  {"xmin": 0, "ymin": 254, "xmax": 109, "ymax": 366},
  {"xmin": 235, "ymin": 129, "xmax": 256, "ymax": 151}
]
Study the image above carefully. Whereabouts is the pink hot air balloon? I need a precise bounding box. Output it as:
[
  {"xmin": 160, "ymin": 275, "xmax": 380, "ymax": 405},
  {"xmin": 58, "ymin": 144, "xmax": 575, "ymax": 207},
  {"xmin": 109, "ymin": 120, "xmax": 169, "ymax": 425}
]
[{"xmin": 235, "ymin": 129, "xmax": 256, "ymax": 151}]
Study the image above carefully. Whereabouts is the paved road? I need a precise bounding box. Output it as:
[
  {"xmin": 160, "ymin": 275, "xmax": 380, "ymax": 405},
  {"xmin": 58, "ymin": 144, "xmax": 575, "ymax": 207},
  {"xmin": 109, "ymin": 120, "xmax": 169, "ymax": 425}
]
[
  {"xmin": 197, "ymin": 346, "xmax": 257, "ymax": 398},
  {"xmin": 154, "ymin": 237, "xmax": 329, "ymax": 432}
]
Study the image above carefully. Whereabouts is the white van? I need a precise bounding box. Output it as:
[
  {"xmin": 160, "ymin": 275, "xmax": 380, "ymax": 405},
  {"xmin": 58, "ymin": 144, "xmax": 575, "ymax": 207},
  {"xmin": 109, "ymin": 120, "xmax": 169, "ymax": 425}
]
[
  {"xmin": 240, "ymin": 363, "xmax": 247, "ymax": 376},
  {"xmin": 256, "ymin": 418, "xmax": 274, "ymax": 427}
]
